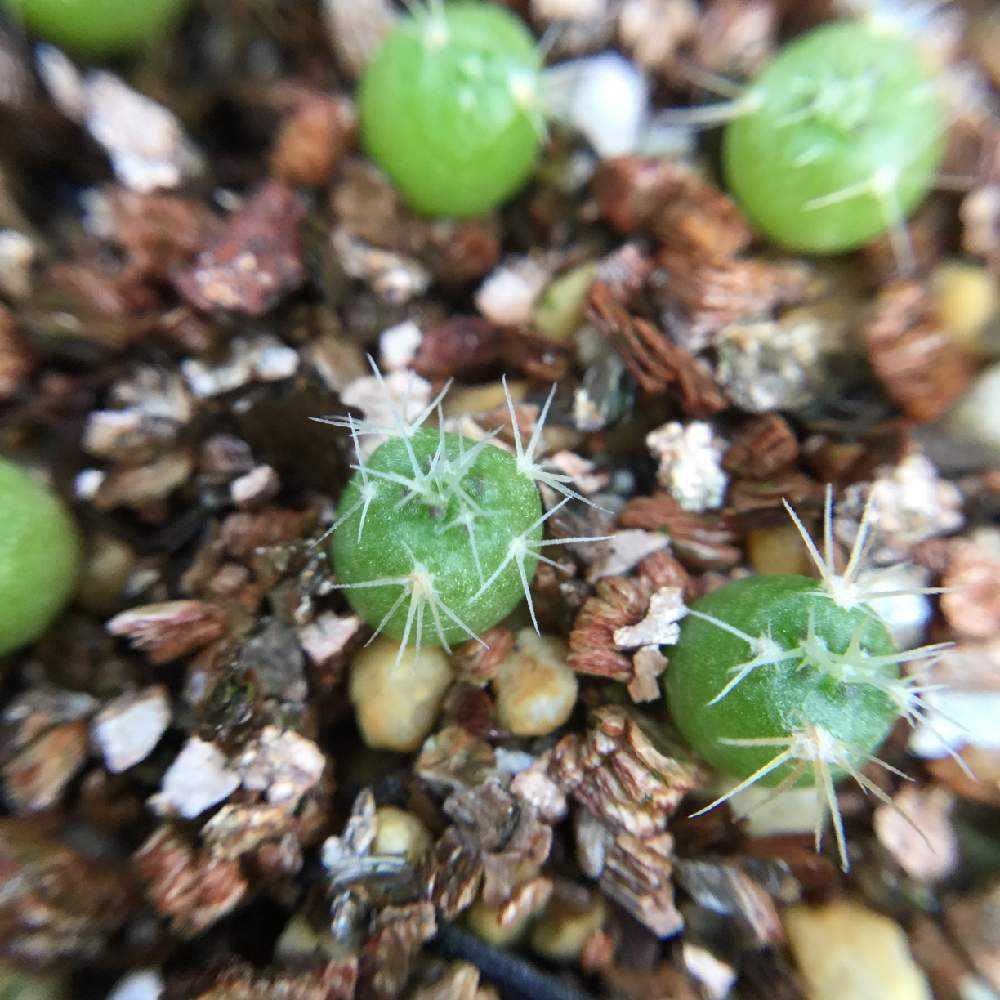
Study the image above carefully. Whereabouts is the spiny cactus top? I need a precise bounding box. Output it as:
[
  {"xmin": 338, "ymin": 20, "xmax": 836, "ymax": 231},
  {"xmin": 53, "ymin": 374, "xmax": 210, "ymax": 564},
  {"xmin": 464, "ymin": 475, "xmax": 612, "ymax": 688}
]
[
  {"xmin": 318, "ymin": 364, "xmax": 605, "ymax": 666},
  {"xmin": 0, "ymin": 457, "xmax": 80, "ymax": 656},
  {"xmin": 358, "ymin": 0, "xmax": 545, "ymax": 217},
  {"xmin": 664, "ymin": 488, "xmax": 954, "ymax": 870}
]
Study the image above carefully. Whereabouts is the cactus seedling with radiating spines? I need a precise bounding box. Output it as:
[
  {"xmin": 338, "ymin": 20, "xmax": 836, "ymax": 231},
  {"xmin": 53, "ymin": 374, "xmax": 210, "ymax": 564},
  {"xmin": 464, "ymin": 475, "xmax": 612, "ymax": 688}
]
[
  {"xmin": 320, "ymin": 363, "xmax": 607, "ymax": 666},
  {"xmin": 723, "ymin": 19, "xmax": 945, "ymax": 257},
  {"xmin": 665, "ymin": 487, "xmax": 954, "ymax": 870},
  {"xmin": 358, "ymin": 0, "xmax": 546, "ymax": 217},
  {"xmin": 666, "ymin": 18, "xmax": 946, "ymax": 261}
]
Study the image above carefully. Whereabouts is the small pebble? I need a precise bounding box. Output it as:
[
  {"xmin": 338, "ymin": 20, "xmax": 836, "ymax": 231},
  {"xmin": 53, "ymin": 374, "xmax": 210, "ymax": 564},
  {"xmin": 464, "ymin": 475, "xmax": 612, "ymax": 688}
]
[
  {"xmin": 493, "ymin": 630, "xmax": 578, "ymax": 737},
  {"xmin": 941, "ymin": 361, "xmax": 1000, "ymax": 462},
  {"xmin": 533, "ymin": 263, "xmax": 597, "ymax": 344},
  {"xmin": 349, "ymin": 639, "xmax": 453, "ymax": 752},
  {"xmin": 466, "ymin": 897, "xmax": 534, "ymax": 948},
  {"xmin": 747, "ymin": 524, "xmax": 813, "ymax": 577},
  {"xmin": 930, "ymin": 260, "xmax": 997, "ymax": 355},
  {"xmin": 785, "ymin": 900, "xmax": 932, "ymax": 1000},
  {"xmin": 373, "ymin": 805, "xmax": 433, "ymax": 862},
  {"xmin": 874, "ymin": 786, "xmax": 958, "ymax": 882},
  {"xmin": 530, "ymin": 892, "xmax": 606, "ymax": 962},
  {"xmin": 76, "ymin": 533, "xmax": 137, "ymax": 616}
]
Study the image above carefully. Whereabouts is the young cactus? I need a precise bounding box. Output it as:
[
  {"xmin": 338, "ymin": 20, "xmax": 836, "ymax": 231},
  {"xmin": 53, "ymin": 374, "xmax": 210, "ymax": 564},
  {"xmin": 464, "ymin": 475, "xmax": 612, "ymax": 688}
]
[
  {"xmin": 4, "ymin": 0, "xmax": 192, "ymax": 56},
  {"xmin": 358, "ymin": 0, "xmax": 545, "ymax": 217},
  {"xmin": 666, "ymin": 18, "xmax": 946, "ymax": 261},
  {"xmin": 664, "ymin": 488, "xmax": 954, "ymax": 870},
  {"xmin": 318, "ymin": 364, "xmax": 605, "ymax": 665},
  {"xmin": 0, "ymin": 457, "xmax": 80, "ymax": 656}
]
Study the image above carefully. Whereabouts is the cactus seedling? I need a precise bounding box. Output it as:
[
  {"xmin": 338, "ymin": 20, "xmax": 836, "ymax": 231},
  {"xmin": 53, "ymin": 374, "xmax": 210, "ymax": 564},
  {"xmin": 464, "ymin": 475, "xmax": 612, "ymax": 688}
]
[
  {"xmin": 669, "ymin": 18, "xmax": 946, "ymax": 259},
  {"xmin": 4, "ymin": 0, "xmax": 192, "ymax": 57},
  {"xmin": 358, "ymin": 1, "xmax": 545, "ymax": 217},
  {"xmin": 0, "ymin": 457, "xmax": 81, "ymax": 656},
  {"xmin": 319, "ymin": 365, "xmax": 606, "ymax": 666},
  {"xmin": 664, "ymin": 487, "xmax": 954, "ymax": 870}
]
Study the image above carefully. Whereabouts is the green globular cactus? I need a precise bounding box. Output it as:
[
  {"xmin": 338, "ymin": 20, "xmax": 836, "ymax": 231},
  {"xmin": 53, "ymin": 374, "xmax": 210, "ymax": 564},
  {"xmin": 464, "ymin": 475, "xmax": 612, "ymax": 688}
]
[
  {"xmin": 319, "ymin": 364, "xmax": 605, "ymax": 666},
  {"xmin": 0, "ymin": 457, "xmax": 81, "ymax": 656},
  {"xmin": 665, "ymin": 18, "xmax": 945, "ymax": 260},
  {"xmin": 358, "ymin": 0, "xmax": 545, "ymax": 217},
  {"xmin": 664, "ymin": 488, "xmax": 951, "ymax": 870},
  {"xmin": 4, "ymin": 0, "xmax": 192, "ymax": 57},
  {"xmin": 723, "ymin": 19, "xmax": 945, "ymax": 255}
]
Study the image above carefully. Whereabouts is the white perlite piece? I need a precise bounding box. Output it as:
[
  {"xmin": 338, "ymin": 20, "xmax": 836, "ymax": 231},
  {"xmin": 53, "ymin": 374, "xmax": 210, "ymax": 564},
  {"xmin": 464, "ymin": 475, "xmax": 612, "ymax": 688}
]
[
  {"xmin": 36, "ymin": 46, "xmax": 200, "ymax": 193},
  {"xmin": 107, "ymin": 970, "xmax": 165, "ymax": 1000},
  {"xmin": 714, "ymin": 317, "xmax": 827, "ymax": 413},
  {"xmin": 182, "ymin": 335, "xmax": 299, "ymax": 398},
  {"xmin": 860, "ymin": 563, "xmax": 933, "ymax": 650},
  {"xmin": 92, "ymin": 686, "xmax": 171, "ymax": 774},
  {"xmin": 476, "ymin": 256, "xmax": 552, "ymax": 327},
  {"xmin": 378, "ymin": 320, "xmax": 422, "ymax": 372},
  {"xmin": 586, "ymin": 529, "xmax": 669, "ymax": 582},
  {"xmin": 298, "ymin": 612, "xmax": 363, "ymax": 666},
  {"xmin": 543, "ymin": 53, "xmax": 649, "ymax": 158},
  {"xmin": 230, "ymin": 465, "xmax": 280, "ymax": 509},
  {"xmin": 646, "ymin": 421, "xmax": 727, "ymax": 511},
  {"xmin": 909, "ymin": 689, "xmax": 1000, "ymax": 758},
  {"xmin": 0, "ymin": 230, "xmax": 37, "ymax": 300},
  {"xmin": 836, "ymin": 452, "xmax": 964, "ymax": 563},
  {"xmin": 235, "ymin": 726, "xmax": 326, "ymax": 808},
  {"xmin": 150, "ymin": 736, "xmax": 239, "ymax": 819},
  {"xmin": 614, "ymin": 587, "xmax": 685, "ymax": 648},
  {"xmin": 682, "ymin": 942, "xmax": 736, "ymax": 1000}
]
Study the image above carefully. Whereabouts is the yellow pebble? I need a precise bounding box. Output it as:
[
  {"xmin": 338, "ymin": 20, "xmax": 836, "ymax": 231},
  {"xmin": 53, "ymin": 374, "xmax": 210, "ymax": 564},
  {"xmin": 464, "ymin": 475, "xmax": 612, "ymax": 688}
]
[
  {"xmin": 785, "ymin": 900, "xmax": 932, "ymax": 1000},
  {"xmin": 493, "ymin": 630, "xmax": 578, "ymax": 737},
  {"xmin": 930, "ymin": 260, "xmax": 997, "ymax": 356},
  {"xmin": 349, "ymin": 639, "xmax": 452, "ymax": 752},
  {"xmin": 530, "ymin": 892, "xmax": 606, "ymax": 963},
  {"xmin": 373, "ymin": 805, "xmax": 432, "ymax": 862},
  {"xmin": 747, "ymin": 524, "xmax": 814, "ymax": 577}
]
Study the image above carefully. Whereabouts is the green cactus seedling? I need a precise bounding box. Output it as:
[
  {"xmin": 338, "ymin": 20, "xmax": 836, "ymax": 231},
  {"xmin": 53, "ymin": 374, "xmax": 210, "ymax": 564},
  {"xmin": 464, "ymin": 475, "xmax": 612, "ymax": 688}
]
[
  {"xmin": 0, "ymin": 457, "xmax": 80, "ymax": 656},
  {"xmin": 665, "ymin": 488, "xmax": 955, "ymax": 869},
  {"xmin": 318, "ymin": 363, "xmax": 606, "ymax": 666}
]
